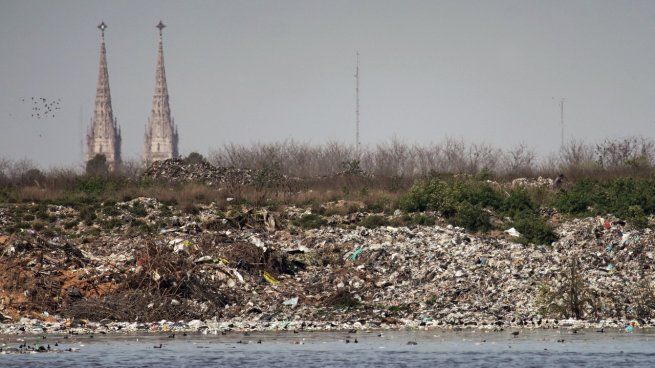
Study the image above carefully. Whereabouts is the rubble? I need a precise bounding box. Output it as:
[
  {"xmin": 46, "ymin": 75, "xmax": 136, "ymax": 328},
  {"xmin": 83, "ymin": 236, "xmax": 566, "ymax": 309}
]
[{"xmin": 1, "ymin": 198, "xmax": 655, "ymax": 335}]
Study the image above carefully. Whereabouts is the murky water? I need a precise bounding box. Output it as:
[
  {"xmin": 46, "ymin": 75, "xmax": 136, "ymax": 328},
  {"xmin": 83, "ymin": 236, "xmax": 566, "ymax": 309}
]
[{"xmin": 2, "ymin": 329, "xmax": 655, "ymax": 367}]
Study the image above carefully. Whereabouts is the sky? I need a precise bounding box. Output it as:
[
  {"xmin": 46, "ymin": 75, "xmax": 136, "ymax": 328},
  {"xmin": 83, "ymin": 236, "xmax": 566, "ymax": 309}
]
[{"xmin": 1, "ymin": 0, "xmax": 655, "ymax": 168}]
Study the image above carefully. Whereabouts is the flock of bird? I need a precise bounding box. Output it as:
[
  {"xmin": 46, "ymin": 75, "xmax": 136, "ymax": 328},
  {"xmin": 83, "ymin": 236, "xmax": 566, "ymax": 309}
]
[{"xmin": 21, "ymin": 96, "xmax": 61, "ymax": 119}]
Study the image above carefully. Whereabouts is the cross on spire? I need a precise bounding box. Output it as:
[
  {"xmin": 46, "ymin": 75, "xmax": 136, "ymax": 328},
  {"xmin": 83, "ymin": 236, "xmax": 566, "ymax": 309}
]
[
  {"xmin": 145, "ymin": 19, "xmax": 178, "ymax": 163},
  {"xmin": 98, "ymin": 21, "xmax": 107, "ymax": 40},
  {"xmin": 87, "ymin": 20, "xmax": 121, "ymax": 170},
  {"xmin": 156, "ymin": 21, "xmax": 166, "ymax": 38}
]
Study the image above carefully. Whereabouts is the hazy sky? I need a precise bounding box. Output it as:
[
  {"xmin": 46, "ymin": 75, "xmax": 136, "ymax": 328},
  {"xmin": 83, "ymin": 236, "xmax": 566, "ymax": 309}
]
[{"xmin": 1, "ymin": 0, "xmax": 655, "ymax": 167}]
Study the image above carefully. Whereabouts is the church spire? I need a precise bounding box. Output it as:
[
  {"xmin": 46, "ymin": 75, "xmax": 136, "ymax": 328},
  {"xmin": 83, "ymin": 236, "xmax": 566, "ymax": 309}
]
[
  {"xmin": 86, "ymin": 21, "xmax": 121, "ymax": 170},
  {"xmin": 144, "ymin": 21, "xmax": 179, "ymax": 163}
]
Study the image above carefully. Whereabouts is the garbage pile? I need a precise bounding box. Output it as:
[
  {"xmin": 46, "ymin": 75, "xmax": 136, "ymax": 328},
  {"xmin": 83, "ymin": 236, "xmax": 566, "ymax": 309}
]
[
  {"xmin": 142, "ymin": 159, "xmax": 254, "ymax": 186},
  {"xmin": 511, "ymin": 176, "xmax": 554, "ymax": 189},
  {"xmin": 1, "ymin": 199, "xmax": 654, "ymax": 334}
]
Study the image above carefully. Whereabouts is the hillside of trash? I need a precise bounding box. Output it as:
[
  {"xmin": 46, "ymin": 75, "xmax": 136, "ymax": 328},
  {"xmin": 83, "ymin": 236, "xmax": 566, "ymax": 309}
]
[{"xmin": 1, "ymin": 193, "xmax": 654, "ymax": 334}]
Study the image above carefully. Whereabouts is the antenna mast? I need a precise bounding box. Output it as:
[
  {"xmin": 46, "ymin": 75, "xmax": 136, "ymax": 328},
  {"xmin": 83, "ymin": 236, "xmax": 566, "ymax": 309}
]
[
  {"xmin": 560, "ymin": 98, "xmax": 565, "ymax": 149},
  {"xmin": 79, "ymin": 105, "xmax": 84, "ymax": 162},
  {"xmin": 355, "ymin": 51, "xmax": 360, "ymax": 154}
]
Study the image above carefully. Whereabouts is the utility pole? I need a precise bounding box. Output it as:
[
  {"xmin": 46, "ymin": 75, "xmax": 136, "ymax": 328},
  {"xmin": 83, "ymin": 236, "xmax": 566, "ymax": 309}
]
[
  {"xmin": 560, "ymin": 98, "xmax": 565, "ymax": 149},
  {"xmin": 355, "ymin": 51, "xmax": 360, "ymax": 155}
]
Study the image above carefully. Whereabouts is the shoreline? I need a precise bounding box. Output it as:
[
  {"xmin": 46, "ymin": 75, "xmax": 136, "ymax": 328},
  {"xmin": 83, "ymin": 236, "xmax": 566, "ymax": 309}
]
[{"xmin": 0, "ymin": 318, "xmax": 646, "ymax": 336}]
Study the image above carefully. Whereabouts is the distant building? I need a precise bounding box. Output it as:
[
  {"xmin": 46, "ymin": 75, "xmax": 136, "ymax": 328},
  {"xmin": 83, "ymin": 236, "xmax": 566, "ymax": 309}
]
[
  {"xmin": 86, "ymin": 21, "xmax": 121, "ymax": 170},
  {"xmin": 144, "ymin": 21, "xmax": 179, "ymax": 164}
]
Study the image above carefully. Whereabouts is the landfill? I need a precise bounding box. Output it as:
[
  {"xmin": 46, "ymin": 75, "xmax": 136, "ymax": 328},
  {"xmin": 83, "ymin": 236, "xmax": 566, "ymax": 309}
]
[
  {"xmin": 0, "ymin": 197, "xmax": 654, "ymax": 335},
  {"xmin": 142, "ymin": 159, "xmax": 254, "ymax": 185}
]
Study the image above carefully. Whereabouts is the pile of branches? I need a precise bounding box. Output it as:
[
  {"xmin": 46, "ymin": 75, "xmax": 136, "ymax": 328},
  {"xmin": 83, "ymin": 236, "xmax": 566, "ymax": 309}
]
[{"xmin": 63, "ymin": 243, "xmax": 232, "ymax": 321}]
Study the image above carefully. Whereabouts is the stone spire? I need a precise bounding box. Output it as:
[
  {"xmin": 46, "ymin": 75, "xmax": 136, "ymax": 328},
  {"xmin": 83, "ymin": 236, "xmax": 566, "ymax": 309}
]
[
  {"xmin": 144, "ymin": 21, "xmax": 179, "ymax": 163},
  {"xmin": 86, "ymin": 21, "xmax": 121, "ymax": 170}
]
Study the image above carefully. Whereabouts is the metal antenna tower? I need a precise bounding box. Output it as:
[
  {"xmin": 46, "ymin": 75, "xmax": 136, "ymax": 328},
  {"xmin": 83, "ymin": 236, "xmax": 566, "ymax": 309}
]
[
  {"xmin": 79, "ymin": 105, "xmax": 84, "ymax": 162},
  {"xmin": 560, "ymin": 98, "xmax": 565, "ymax": 149},
  {"xmin": 355, "ymin": 51, "xmax": 360, "ymax": 154}
]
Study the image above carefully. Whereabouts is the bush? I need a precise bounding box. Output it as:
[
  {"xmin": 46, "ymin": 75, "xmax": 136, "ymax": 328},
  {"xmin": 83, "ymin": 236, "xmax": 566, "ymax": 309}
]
[
  {"xmin": 19, "ymin": 169, "xmax": 46, "ymax": 186},
  {"xmin": 400, "ymin": 178, "xmax": 502, "ymax": 216},
  {"xmin": 552, "ymin": 178, "xmax": 597, "ymax": 215},
  {"xmin": 399, "ymin": 214, "xmax": 435, "ymax": 226},
  {"xmin": 513, "ymin": 213, "xmax": 557, "ymax": 245},
  {"xmin": 626, "ymin": 205, "xmax": 648, "ymax": 229},
  {"xmin": 502, "ymin": 188, "xmax": 536, "ymax": 218},
  {"xmin": 183, "ymin": 152, "xmax": 207, "ymax": 165},
  {"xmin": 181, "ymin": 203, "xmax": 200, "ymax": 215},
  {"xmin": 359, "ymin": 215, "xmax": 389, "ymax": 228},
  {"xmin": 79, "ymin": 206, "xmax": 97, "ymax": 225},
  {"xmin": 86, "ymin": 154, "xmax": 109, "ymax": 176},
  {"xmin": 401, "ymin": 178, "xmax": 511, "ymax": 232},
  {"xmin": 101, "ymin": 218, "xmax": 124, "ymax": 230},
  {"xmin": 552, "ymin": 177, "xmax": 655, "ymax": 217},
  {"xmin": 102, "ymin": 205, "xmax": 121, "ymax": 216},
  {"xmin": 129, "ymin": 202, "xmax": 148, "ymax": 217},
  {"xmin": 75, "ymin": 176, "xmax": 109, "ymax": 196},
  {"xmin": 453, "ymin": 203, "xmax": 490, "ymax": 232},
  {"xmin": 292, "ymin": 213, "xmax": 327, "ymax": 229}
]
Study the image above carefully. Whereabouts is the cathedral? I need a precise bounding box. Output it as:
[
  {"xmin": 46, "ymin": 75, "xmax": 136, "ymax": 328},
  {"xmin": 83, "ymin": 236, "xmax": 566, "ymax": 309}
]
[{"xmin": 86, "ymin": 21, "xmax": 179, "ymax": 170}]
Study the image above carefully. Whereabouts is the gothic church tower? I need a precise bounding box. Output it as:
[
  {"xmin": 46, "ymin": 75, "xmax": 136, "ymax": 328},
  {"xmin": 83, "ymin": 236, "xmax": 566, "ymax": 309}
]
[
  {"xmin": 86, "ymin": 22, "xmax": 121, "ymax": 169},
  {"xmin": 144, "ymin": 21, "xmax": 179, "ymax": 163}
]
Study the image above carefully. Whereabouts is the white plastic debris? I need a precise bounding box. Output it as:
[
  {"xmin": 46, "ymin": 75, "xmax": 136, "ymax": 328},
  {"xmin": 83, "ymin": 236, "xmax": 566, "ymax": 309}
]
[
  {"xmin": 283, "ymin": 297, "xmax": 299, "ymax": 307},
  {"xmin": 504, "ymin": 227, "xmax": 521, "ymax": 237}
]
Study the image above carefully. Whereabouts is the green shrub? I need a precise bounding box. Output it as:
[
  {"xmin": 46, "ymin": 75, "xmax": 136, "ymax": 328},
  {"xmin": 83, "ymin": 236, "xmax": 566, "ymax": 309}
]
[
  {"xmin": 326, "ymin": 290, "xmax": 361, "ymax": 309},
  {"xmin": 79, "ymin": 206, "xmax": 97, "ymax": 225},
  {"xmin": 102, "ymin": 205, "xmax": 121, "ymax": 216},
  {"xmin": 552, "ymin": 177, "xmax": 655, "ymax": 217},
  {"xmin": 400, "ymin": 178, "xmax": 502, "ymax": 216},
  {"xmin": 75, "ymin": 176, "xmax": 108, "ymax": 196},
  {"xmin": 160, "ymin": 206, "xmax": 173, "ymax": 217},
  {"xmin": 399, "ymin": 214, "xmax": 435, "ymax": 226},
  {"xmin": 513, "ymin": 213, "xmax": 557, "ymax": 245},
  {"xmin": 129, "ymin": 202, "xmax": 148, "ymax": 217},
  {"xmin": 453, "ymin": 203, "xmax": 490, "ymax": 232},
  {"xmin": 35, "ymin": 210, "xmax": 48, "ymax": 220},
  {"xmin": 101, "ymin": 218, "xmax": 124, "ymax": 230},
  {"xmin": 292, "ymin": 213, "xmax": 327, "ymax": 229},
  {"xmin": 181, "ymin": 203, "xmax": 200, "ymax": 215},
  {"xmin": 366, "ymin": 198, "xmax": 391, "ymax": 213},
  {"xmin": 552, "ymin": 178, "xmax": 598, "ymax": 215},
  {"xmin": 388, "ymin": 304, "xmax": 411, "ymax": 313},
  {"xmin": 63, "ymin": 220, "xmax": 78, "ymax": 229},
  {"xmin": 85, "ymin": 154, "xmax": 109, "ymax": 176},
  {"xmin": 359, "ymin": 215, "xmax": 389, "ymax": 228},
  {"xmin": 626, "ymin": 205, "xmax": 648, "ymax": 229},
  {"xmin": 183, "ymin": 152, "xmax": 207, "ymax": 165},
  {"xmin": 502, "ymin": 188, "xmax": 535, "ymax": 218}
]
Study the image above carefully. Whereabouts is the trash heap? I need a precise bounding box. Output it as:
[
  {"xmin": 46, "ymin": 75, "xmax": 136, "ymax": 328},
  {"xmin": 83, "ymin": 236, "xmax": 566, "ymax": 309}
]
[
  {"xmin": 511, "ymin": 176, "xmax": 554, "ymax": 189},
  {"xmin": 142, "ymin": 159, "xmax": 254, "ymax": 186},
  {"xmin": 1, "ymin": 199, "xmax": 654, "ymax": 334}
]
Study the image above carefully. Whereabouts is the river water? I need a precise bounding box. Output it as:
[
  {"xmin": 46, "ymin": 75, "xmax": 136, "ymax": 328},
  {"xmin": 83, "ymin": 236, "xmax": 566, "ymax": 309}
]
[{"xmin": 2, "ymin": 329, "xmax": 655, "ymax": 367}]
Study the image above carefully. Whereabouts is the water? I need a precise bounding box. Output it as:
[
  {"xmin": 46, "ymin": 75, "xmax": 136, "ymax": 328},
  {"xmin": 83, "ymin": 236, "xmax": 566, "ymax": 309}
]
[{"xmin": 2, "ymin": 329, "xmax": 655, "ymax": 367}]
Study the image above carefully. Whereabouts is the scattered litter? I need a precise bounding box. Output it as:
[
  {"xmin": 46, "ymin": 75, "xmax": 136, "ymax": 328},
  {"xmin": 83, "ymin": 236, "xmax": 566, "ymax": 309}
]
[
  {"xmin": 350, "ymin": 247, "xmax": 364, "ymax": 261},
  {"xmin": 283, "ymin": 297, "xmax": 299, "ymax": 307},
  {"xmin": 263, "ymin": 272, "xmax": 279, "ymax": 285},
  {"xmin": 504, "ymin": 228, "xmax": 521, "ymax": 237}
]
